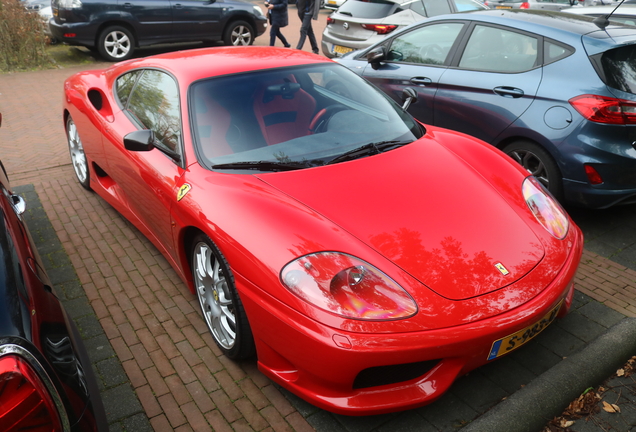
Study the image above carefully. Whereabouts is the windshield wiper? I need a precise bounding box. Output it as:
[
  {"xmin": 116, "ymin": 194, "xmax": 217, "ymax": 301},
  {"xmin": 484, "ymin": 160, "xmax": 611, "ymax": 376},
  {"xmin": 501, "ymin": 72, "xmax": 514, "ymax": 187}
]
[
  {"xmin": 211, "ymin": 160, "xmax": 314, "ymax": 172},
  {"xmin": 326, "ymin": 140, "xmax": 412, "ymax": 165}
]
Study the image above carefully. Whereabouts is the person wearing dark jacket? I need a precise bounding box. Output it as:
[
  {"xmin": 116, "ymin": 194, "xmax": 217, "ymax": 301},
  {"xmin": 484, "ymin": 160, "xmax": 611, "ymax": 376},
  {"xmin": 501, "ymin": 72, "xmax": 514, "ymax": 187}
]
[
  {"xmin": 266, "ymin": 0, "xmax": 291, "ymax": 47},
  {"xmin": 295, "ymin": 0, "xmax": 320, "ymax": 54}
]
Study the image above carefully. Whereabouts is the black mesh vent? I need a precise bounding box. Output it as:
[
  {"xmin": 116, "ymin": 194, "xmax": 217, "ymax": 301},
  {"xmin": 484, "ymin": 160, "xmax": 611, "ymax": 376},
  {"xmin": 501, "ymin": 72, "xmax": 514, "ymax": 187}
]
[{"xmin": 352, "ymin": 359, "xmax": 441, "ymax": 390}]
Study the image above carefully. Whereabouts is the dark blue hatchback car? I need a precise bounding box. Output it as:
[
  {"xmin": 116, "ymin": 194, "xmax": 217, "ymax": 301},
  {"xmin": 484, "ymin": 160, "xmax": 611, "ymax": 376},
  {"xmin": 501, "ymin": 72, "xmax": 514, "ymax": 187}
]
[{"xmin": 337, "ymin": 10, "xmax": 636, "ymax": 208}]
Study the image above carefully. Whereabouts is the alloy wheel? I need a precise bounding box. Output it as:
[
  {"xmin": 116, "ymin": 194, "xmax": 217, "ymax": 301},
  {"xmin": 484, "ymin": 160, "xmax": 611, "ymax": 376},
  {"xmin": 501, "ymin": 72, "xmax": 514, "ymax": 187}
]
[
  {"xmin": 67, "ymin": 118, "xmax": 88, "ymax": 186},
  {"xmin": 193, "ymin": 241, "xmax": 237, "ymax": 350},
  {"xmin": 104, "ymin": 30, "xmax": 131, "ymax": 59}
]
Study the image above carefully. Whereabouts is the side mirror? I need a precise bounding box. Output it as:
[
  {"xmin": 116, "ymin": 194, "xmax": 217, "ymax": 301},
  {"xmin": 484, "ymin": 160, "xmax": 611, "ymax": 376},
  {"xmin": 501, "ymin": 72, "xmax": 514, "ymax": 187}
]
[
  {"xmin": 124, "ymin": 129, "xmax": 155, "ymax": 152},
  {"xmin": 366, "ymin": 46, "xmax": 386, "ymax": 70},
  {"xmin": 401, "ymin": 87, "xmax": 417, "ymax": 110}
]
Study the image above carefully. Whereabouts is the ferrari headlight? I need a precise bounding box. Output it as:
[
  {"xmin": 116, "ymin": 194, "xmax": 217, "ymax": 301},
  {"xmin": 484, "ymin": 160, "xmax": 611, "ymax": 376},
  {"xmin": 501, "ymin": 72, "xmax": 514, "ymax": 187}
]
[
  {"xmin": 281, "ymin": 252, "xmax": 417, "ymax": 320},
  {"xmin": 522, "ymin": 176, "xmax": 568, "ymax": 239}
]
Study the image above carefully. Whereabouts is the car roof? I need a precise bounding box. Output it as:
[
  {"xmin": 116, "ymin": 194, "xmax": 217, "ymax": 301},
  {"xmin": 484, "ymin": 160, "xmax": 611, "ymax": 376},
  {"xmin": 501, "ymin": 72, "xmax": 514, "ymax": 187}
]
[
  {"xmin": 427, "ymin": 9, "xmax": 636, "ymax": 45},
  {"xmin": 106, "ymin": 47, "xmax": 333, "ymax": 84}
]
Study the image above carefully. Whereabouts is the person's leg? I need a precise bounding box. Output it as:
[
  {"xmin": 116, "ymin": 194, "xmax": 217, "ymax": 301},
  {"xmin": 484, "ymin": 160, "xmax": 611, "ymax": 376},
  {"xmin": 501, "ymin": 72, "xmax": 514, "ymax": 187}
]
[
  {"xmin": 277, "ymin": 28, "xmax": 290, "ymax": 47},
  {"xmin": 269, "ymin": 24, "xmax": 278, "ymax": 46},
  {"xmin": 296, "ymin": 13, "xmax": 310, "ymax": 50},
  {"xmin": 307, "ymin": 22, "xmax": 318, "ymax": 53}
]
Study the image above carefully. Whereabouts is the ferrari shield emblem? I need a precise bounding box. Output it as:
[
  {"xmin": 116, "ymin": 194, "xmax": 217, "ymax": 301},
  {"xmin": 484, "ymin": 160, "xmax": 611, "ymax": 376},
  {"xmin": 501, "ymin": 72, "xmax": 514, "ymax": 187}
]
[
  {"xmin": 177, "ymin": 184, "xmax": 191, "ymax": 201},
  {"xmin": 495, "ymin": 263, "xmax": 510, "ymax": 276}
]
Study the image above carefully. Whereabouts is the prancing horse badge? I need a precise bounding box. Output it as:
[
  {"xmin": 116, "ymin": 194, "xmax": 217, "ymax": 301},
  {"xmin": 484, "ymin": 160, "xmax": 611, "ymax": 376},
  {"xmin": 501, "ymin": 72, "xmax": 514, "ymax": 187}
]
[
  {"xmin": 177, "ymin": 184, "xmax": 191, "ymax": 201},
  {"xmin": 495, "ymin": 262, "xmax": 510, "ymax": 276}
]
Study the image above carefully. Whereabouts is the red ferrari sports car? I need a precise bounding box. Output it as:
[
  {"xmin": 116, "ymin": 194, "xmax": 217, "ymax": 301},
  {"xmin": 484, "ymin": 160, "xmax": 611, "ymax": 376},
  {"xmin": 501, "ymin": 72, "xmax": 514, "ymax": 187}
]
[{"xmin": 63, "ymin": 47, "xmax": 582, "ymax": 415}]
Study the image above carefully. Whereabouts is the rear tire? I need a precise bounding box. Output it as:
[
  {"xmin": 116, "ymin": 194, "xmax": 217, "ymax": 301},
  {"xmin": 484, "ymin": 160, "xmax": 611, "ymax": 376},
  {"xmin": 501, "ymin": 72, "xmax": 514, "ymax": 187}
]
[
  {"xmin": 223, "ymin": 21, "xmax": 254, "ymax": 46},
  {"xmin": 503, "ymin": 140, "xmax": 563, "ymax": 202},
  {"xmin": 98, "ymin": 26, "xmax": 135, "ymax": 62}
]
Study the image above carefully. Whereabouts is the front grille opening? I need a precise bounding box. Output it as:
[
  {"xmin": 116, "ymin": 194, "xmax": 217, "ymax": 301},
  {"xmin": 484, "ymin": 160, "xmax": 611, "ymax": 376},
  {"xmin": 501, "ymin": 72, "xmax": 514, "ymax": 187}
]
[{"xmin": 353, "ymin": 359, "xmax": 441, "ymax": 390}]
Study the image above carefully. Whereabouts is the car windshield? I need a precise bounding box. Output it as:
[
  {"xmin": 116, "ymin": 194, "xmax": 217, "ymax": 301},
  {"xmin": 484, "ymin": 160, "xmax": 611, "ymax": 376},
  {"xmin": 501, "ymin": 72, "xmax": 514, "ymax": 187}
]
[{"xmin": 189, "ymin": 63, "xmax": 423, "ymax": 171}]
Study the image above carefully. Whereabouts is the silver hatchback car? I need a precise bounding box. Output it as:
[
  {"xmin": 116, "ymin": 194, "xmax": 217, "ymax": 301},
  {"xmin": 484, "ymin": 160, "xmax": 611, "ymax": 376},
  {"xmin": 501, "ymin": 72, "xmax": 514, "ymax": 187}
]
[{"xmin": 321, "ymin": 0, "xmax": 487, "ymax": 58}]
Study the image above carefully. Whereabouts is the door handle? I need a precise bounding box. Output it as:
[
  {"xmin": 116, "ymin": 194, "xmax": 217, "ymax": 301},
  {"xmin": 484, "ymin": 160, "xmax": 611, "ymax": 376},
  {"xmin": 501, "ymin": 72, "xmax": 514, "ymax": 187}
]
[
  {"xmin": 410, "ymin": 77, "xmax": 433, "ymax": 85},
  {"xmin": 123, "ymin": 2, "xmax": 132, "ymax": 7},
  {"xmin": 174, "ymin": 3, "xmax": 183, "ymax": 7},
  {"xmin": 493, "ymin": 86, "xmax": 524, "ymax": 98}
]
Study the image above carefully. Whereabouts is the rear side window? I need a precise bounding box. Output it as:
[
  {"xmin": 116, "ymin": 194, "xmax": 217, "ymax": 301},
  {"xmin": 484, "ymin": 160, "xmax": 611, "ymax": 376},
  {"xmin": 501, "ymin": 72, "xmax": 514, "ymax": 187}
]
[
  {"xmin": 337, "ymin": 0, "xmax": 397, "ymax": 18},
  {"xmin": 544, "ymin": 40, "xmax": 574, "ymax": 65},
  {"xmin": 600, "ymin": 45, "xmax": 636, "ymax": 94}
]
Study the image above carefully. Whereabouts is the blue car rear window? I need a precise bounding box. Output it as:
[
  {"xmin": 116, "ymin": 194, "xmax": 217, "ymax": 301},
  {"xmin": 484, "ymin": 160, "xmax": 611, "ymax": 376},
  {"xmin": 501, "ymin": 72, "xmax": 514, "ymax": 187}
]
[{"xmin": 601, "ymin": 45, "xmax": 636, "ymax": 94}]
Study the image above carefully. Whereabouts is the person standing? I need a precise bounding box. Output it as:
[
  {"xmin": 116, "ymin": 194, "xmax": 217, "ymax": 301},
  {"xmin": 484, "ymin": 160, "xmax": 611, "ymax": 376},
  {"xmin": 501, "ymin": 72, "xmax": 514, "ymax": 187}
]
[
  {"xmin": 296, "ymin": 0, "xmax": 320, "ymax": 54},
  {"xmin": 266, "ymin": 0, "xmax": 291, "ymax": 47}
]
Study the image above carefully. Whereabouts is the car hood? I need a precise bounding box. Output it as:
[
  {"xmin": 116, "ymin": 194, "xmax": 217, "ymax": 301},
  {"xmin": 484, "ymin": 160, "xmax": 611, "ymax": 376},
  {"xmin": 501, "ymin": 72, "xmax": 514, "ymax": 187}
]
[{"xmin": 256, "ymin": 139, "xmax": 544, "ymax": 301}]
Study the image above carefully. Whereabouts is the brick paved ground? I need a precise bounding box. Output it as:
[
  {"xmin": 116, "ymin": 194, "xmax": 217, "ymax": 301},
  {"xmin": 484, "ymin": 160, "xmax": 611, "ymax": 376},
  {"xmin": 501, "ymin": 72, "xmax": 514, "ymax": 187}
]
[{"xmin": 2, "ymin": 27, "xmax": 636, "ymax": 431}]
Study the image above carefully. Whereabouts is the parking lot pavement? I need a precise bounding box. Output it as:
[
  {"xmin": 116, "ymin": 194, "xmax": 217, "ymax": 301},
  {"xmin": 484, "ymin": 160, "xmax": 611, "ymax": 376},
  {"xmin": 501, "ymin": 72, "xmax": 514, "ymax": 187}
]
[{"xmin": 2, "ymin": 59, "xmax": 636, "ymax": 432}]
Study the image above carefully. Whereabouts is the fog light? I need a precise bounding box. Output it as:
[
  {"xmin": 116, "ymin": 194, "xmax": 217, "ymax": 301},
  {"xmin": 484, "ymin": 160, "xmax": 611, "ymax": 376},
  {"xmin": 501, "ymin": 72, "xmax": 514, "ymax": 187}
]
[
  {"xmin": 63, "ymin": 33, "xmax": 76, "ymax": 38},
  {"xmin": 584, "ymin": 164, "xmax": 603, "ymax": 185}
]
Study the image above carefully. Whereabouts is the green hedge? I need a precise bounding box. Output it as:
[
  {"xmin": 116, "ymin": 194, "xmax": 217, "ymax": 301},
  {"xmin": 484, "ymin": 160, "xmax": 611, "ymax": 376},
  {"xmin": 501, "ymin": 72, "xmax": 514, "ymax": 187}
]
[{"xmin": 0, "ymin": 0, "xmax": 52, "ymax": 71}]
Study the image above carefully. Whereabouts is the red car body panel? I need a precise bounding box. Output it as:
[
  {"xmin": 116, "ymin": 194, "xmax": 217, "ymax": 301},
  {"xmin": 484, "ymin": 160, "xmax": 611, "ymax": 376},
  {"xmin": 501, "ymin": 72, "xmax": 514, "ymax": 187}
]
[{"xmin": 62, "ymin": 46, "xmax": 583, "ymax": 415}]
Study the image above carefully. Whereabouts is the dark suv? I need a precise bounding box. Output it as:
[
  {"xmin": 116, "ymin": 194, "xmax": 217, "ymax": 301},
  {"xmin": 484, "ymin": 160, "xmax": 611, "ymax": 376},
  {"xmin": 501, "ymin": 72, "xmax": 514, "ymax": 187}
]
[{"xmin": 50, "ymin": 0, "xmax": 268, "ymax": 61}]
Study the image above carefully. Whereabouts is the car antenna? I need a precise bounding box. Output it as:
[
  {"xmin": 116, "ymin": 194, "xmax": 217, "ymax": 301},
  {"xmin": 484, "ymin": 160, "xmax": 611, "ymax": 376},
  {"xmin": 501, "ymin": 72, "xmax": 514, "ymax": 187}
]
[{"xmin": 593, "ymin": 0, "xmax": 626, "ymax": 29}]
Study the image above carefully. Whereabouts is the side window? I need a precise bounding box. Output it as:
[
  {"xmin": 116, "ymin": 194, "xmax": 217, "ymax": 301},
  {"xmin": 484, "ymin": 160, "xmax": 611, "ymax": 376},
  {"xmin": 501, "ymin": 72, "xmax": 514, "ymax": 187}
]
[
  {"xmin": 544, "ymin": 40, "xmax": 574, "ymax": 65},
  {"xmin": 611, "ymin": 16, "xmax": 636, "ymax": 26},
  {"xmin": 127, "ymin": 70, "xmax": 181, "ymax": 153},
  {"xmin": 421, "ymin": 0, "xmax": 451, "ymax": 16},
  {"xmin": 452, "ymin": 0, "xmax": 487, "ymax": 12},
  {"xmin": 115, "ymin": 70, "xmax": 142, "ymax": 108},
  {"xmin": 408, "ymin": 0, "xmax": 426, "ymax": 16},
  {"xmin": 388, "ymin": 23, "xmax": 464, "ymax": 65},
  {"xmin": 459, "ymin": 25, "xmax": 538, "ymax": 72}
]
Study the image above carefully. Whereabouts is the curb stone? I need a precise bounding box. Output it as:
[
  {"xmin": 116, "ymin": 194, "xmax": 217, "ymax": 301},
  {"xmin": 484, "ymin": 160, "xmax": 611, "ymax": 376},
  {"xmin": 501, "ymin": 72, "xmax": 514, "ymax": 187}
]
[
  {"xmin": 461, "ymin": 317, "xmax": 636, "ymax": 432},
  {"xmin": 15, "ymin": 184, "xmax": 152, "ymax": 432}
]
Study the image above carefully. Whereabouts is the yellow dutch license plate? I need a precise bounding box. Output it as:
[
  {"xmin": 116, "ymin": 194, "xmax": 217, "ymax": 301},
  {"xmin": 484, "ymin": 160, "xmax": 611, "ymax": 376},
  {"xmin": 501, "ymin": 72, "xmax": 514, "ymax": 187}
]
[
  {"xmin": 328, "ymin": 0, "xmax": 337, "ymax": 4},
  {"xmin": 334, "ymin": 45, "xmax": 354, "ymax": 55},
  {"xmin": 487, "ymin": 300, "xmax": 562, "ymax": 360},
  {"xmin": 496, "ymin": 5, "xmax": 512, "ymax": 8}
]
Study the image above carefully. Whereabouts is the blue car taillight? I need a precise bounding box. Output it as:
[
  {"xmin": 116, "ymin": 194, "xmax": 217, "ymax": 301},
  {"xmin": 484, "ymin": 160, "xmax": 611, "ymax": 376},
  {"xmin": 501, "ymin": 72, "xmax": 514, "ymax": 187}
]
[{"xmin": 569, "ymin": 94, "xmax": 636, "ymax": 125}]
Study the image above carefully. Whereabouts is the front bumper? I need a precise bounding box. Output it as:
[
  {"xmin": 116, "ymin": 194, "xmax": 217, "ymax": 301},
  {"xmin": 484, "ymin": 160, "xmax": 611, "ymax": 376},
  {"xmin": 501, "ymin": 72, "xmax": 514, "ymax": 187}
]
[{"xmin": 238, "ymin": 225, "xmax": 584, "ymax": 415}]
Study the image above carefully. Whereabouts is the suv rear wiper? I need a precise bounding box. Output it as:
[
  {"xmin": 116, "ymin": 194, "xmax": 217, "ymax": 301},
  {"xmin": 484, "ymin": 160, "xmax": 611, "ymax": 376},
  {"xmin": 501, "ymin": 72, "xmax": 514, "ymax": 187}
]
[
  {"xmin": 326, "ymin": 140, "xmax": 411, "ymax": 165},
  {"xmin": 211, "ymin": 160, "xmax": 314, "ymax": 172}
]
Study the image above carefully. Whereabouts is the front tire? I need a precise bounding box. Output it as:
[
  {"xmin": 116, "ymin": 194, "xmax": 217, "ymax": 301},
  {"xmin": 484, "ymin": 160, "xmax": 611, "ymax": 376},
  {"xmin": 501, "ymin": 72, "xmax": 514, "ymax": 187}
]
[
  {"xmin": 98, "ymin": 26, "xmax": 135, "ymax": 62},
  {"xmin": 66, "ymin": 116, "xmax": 91, "ymax": 190},
  {"xmin": 223, "ymin": 21, "xmax": 254, "ymax": 46},
  {"xmin": 503, "ymin": 140, "xmax": 563, "ymax": 201},
  {"xmin": 191, "ymin": 233, "xmax": 255, "ymax": 360}
]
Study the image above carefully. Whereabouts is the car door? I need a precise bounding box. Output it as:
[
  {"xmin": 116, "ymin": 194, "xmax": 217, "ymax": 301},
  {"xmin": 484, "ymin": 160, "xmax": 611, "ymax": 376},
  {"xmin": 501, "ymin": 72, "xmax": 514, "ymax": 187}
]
[
  {"xmin": 434, "ymin": 23, "xmax": 542, "ymax": 144},
  {"xmin": 361, "ymin": 21, "xmax": 467, "ymax": 125},
  {"xmin": 104, "ymin": 69, "xmax": 184, "ymax": 260},
  {"xmin": 171, "ymin": 0, "xmax": 224, "ymax": 40},
  {"xmin": 118, "ymin": 0, "xmax": 173, "ymax": 42}
]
